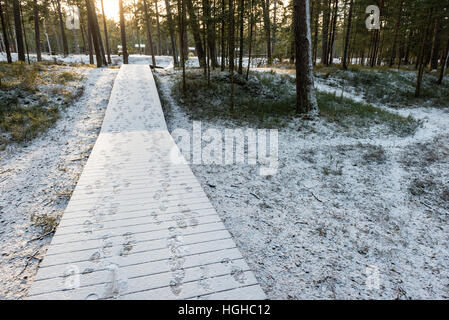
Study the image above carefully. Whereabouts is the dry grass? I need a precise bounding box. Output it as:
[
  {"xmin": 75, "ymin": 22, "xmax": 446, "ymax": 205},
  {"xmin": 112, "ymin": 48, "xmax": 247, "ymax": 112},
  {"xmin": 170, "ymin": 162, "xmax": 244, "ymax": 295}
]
[{"xmin": 0, "ymin": 62, "xmax": 85, "ymax": 146}]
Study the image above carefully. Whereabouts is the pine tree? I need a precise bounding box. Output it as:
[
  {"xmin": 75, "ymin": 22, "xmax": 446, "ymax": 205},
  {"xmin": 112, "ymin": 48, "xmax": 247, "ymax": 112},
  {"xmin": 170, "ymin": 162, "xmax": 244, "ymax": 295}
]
[
  {"xmin": 55, "ymin": 0, "xmax": 69, "ymax": 56},
  {"xmin": 228, "ymin": 0, "xmax": 235, "ymax": 111},
  {"xmin": 237, "ymin": 0, "xmax": 244, "ymax": 74},
  {"xmin": 293, "ymin": 0, "xmax": 317, "ymax": 113},
  {"xmin": 185, "ymin": 0, "xmax": 206, "ymax": 68},
  {"xmin": 13, "ymin": 0, "xmax": 25, "ymax": 61},
  {"xmin": 119, "ymin": 0, "xmax": 128, "ymax": 64},
  {"xmin": 261, "ymin": 0, "xmax": 271, "ymax": 64},
  {"xmin": 33, "ymin": 0, "xmax": 42, "ymax": 62},
  {"xmin": 164, "ymin": 0, "xmax": 179, "ymax": 66},
  {"xmin": 0, "ymin": 0, "xmax": 12, "ymax": 63},
  {"xmin": 100, "ymin": 0, "xmax": 112, "ymax": 64},
  {"xmin": 342, "ymin": 0, "xmax": 353, "ymax": 69},
  {"xmin": 143, "ymin": 0, "xmax": 156, "ymax": 66}
]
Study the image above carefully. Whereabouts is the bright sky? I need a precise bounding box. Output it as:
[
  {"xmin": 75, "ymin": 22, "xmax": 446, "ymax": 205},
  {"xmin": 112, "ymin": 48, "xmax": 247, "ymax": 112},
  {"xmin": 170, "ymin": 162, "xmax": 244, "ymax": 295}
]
[{"xmin": 97, "ymin": 0, "xmax": 120, "ymax": 21}]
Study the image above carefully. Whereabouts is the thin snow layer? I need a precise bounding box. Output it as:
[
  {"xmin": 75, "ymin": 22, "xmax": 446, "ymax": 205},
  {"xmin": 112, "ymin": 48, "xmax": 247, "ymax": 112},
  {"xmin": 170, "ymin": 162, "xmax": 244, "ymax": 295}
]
[
  {"xmin": 0, "ymin": 52, "xmax": 269, "ymax": 70},
  {"xmin": 155, "ymin": 69, "xmax": 449, "ymax": 299},
  {"xmin": 0, "ymin": 52, "xmax": 174, "ymax": 68},
  {"xmin": 0, "ymin": 67, "xmax": 118, "ymax": 299}
]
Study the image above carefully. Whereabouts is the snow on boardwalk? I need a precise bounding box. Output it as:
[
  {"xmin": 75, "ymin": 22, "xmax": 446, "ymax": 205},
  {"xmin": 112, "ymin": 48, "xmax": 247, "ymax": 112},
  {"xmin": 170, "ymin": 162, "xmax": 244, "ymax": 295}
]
[{"xmin": 28, "ymin": 65, "xmax": 265, "ymax": 300}]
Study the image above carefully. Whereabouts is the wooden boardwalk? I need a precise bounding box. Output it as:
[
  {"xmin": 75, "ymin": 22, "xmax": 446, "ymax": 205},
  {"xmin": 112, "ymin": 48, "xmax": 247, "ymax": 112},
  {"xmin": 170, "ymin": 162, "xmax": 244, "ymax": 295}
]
[{"xmin": 28, "ymin": 65, "xmax": 266, "ymax": 300}]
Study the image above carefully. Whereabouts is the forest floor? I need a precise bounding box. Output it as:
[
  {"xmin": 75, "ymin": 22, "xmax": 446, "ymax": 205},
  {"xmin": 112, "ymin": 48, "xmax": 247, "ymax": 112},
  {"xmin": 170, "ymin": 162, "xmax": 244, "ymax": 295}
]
[
  {"xmin": 154, "ymin": 66, "xmax": 449, "ymax": 299},
  {"xmin": 1, "ymin": 54, "xmax": 448, "ymax": 299},
  {"xmin": 0, "ymin": 61, "xmax": 118, "ymax": 299}
]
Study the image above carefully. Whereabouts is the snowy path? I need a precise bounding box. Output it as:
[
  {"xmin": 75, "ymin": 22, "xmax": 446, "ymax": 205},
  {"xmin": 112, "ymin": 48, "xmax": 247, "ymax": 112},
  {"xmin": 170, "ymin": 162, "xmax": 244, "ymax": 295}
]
[{"xmin": 27, "ymin": 65, "xmax": 265, "ymax": 300}]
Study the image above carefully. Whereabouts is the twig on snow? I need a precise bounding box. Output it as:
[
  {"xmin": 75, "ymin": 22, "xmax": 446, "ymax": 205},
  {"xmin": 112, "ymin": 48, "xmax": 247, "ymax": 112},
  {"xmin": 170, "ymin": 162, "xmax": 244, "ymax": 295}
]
[
  {"xmin": 29, "ymin": 228, "xmax": 55, "ymax": 242},
  {"xmin": 250, "ymin": 192, "xmax": 260, "ymax": 200},
  {"xmin": 18, "ymin": 249, "xmax": 40, "ymax": 276},
  {"xmin": 311, "ymin": 192, "xmax": 323, "ymax": 203}
]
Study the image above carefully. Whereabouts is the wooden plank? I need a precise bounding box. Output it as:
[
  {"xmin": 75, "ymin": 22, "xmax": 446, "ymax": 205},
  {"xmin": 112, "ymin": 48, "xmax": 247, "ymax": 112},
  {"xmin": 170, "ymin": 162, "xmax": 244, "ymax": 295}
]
[{"xmin": 28, "ymin": 65, "xmax": 265, "ymax": 300}]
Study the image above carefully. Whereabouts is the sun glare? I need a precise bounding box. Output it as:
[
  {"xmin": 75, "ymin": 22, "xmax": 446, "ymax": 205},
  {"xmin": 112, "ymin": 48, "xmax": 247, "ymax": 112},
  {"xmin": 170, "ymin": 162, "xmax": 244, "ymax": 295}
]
[{"xmin": 97, "ymin": 0, "xmax": 120, "ymax": 22}]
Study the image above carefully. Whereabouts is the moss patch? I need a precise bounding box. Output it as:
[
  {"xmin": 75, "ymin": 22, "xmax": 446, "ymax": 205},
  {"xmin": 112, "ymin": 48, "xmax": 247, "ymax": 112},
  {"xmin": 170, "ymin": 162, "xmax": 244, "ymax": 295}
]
[
  {"xmin": 168, "ymin": 69, "xmax": 419, "ymax": 136},
  {"xmin": 315, "ymin": 65, "xmax": 449, "ymax": 109},
  {"xmin": 0, "ymin": 61, "xmax": 85, "ymax": 146}
]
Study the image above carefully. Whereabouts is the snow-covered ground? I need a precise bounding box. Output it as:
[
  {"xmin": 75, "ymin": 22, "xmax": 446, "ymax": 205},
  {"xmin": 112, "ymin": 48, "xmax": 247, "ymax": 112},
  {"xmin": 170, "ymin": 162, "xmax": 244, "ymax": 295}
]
[
  {"xmin": 0, "ymin": 67, "xmax": 118, "ymax": 299},
  {"xmin": 0, "ymin": 52, "xmax": 273, "ymax": 69},
  {"xmin": 2, "ymin": 52, "xmax": 448, "ymax": 299},
  {"xmin": 154, "ymin": 68, "xmax": 449, "ymax": 299},
  {"xmin": 0, "ymin": 52, "xmax": 174, "ymax": 67}
]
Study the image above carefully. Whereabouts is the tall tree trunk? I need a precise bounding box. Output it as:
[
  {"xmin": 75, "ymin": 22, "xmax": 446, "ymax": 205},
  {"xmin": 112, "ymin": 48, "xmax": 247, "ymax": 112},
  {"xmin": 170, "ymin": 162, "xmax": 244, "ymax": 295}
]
[
  {"xmin": 289, "ymin": 34, "xmax": 295, "ymax": 64},
  {"xmin": 118, "ymin": 0, "xmax": 128, "ymax": 64},
  {"xmin": 212, "ymin": 0, "xmax": 217, "ymax": 65},
  {"xmin": 202, "ymin": 12, "xmax": 210, "ymax": 82},
  {"xmin": 237, "ymin": 0, "xmax": 244, "ymax": 74},
  {"xmin": 19, "ymin": 2, "xmax": 30, "ymax": 63},
  {"xmin": 182, "ymin": 6, "xmax": 188, "ymax": 58},
  {"xmin": 79, "ymin": 7, "xmax": 87, "ymax": 53},
  {"xmin": 437, "ymin": 36, "xmax": 449, "ymax": 85},
  {"xmin": 154, "ymin": 0, "xmax": 162, "ymax": 55},
  {"xmin": 50, "ymin": 10, "xmax": 62, "ymax": 53},
  {"xmin": 272, "ymin": 0, "xmax": 277, "ymax": 57},
  {"xmin": 201, "ymin": 2, "xmax": 208, "ymax": 76},
  {"xmin": 328, "ymin": 0, "xmax": 338, "ymax": 65},
  {"xmin": 12, "ymin": 0, "xmax": 25, "ymax": 61},
  {"xmin": 312, "ymin": 0, "xmax": 319, "ymax": 65},
  {"xmin": 80, "ymin": 10, "xmax": 93, "ymax": 63},
  {"xmin": 0, "ymin": 25, "xmax": 4, "ymax": 51},
  {"xmin": 55, "ymin": 0, "xmax": 69, "ymax": 55},
  {"xmin": 134, "ymin": 2, "xmax": 141, "ymax": 55},
  {"xmin": 389, "ymin": 0, "xmax": 403, "ymax": 67},
  {"xmin": 89, "ymin": 0, "xmax": 107, "ymax": 65},
  {"xmin": 293, "ymin": 0, "xmax": 317, "ymax": 113},
  {"xmin": 261, "ymin": 0, "xmax": 271, "ymax": 64},
  {"xmin": 86, "ymin": 24, "xmax": 93, "ymax": 63},
  {"xmin": 177, "ymin": 0, "xmax": 186, "ymax": 93},
  {"xmin": 72, "ymin": 25, "xmax": 80, "ymax": 54},
  {"xmin": 95, "ymin": 10, "xmax": 107, "ymax": 64},
  {"xmin": 0, "ymin": 0, "xmax": 12, "ymax": 63},
  {"xmin": 43, "ymin": 19, "xmax": 52, "ymax": 55},
  {"xmin": 370, "ymin": 30, "xmax": 379, "ymax": 68},
  {"xmin": 100, "ymin": 0, "xmax": 112, "ymax": 64},
  {"xmin": 349, "ymin": 15, "xmax": 358, "ymax": 65},
  {"xmin": 86, "ymin": 0, "xmax": 102, "ymax": 66},
  {"xmin": 377, "ymin": 26, "xmax": 385, "ymax": 66},
  {"xmin": 369, "ymin": 0, "xmax": 383, "ymax": 68},
  {"xmin": 4, "ymin": 5, "xmax": 16, "ymax": 53},
  {"xmin": 143, "ymin": 0, "xmax": 156, "ymax": 66},
  {"xmin": 429, "ymin": 16, "xmax": 441, "ymax": 71},
  {"xmin": 228, "ymin": 0, "xmax": 235, "ymax": 111},
  {"xmin": 220, "ymin": 0, "xmax": 226, "ymax": 70},
  {"xmin": 321, "ymin": 0, "xmax": 331, "ymax": 65},
  {"xmin": 33, "ymin": 0, "xmax": 42, "ymax": 61},
  {"xmin": 342, "ymin": 0, "xmax": 353, "ymax": 70},
  {"xmin": 202, "ymin": 0, "xmax": 218, "ymax": 68},
  {"xmin": 246, "ymin": 0, "xmax": 254, "ymax": 80},
  {"xmin": 185, "ymin": 0, "xmax": 206, "ymax": 68},
  {"xmin": 416, "ymin": 10, "xmax": 433, "ymax": 97},
  {"xmin": 404, "ymin": 30, "xmax": 412, "ymax": 65},
  {"xmin": 164, "ymin": 0, "xmax": 178, "ymax": 66}
]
